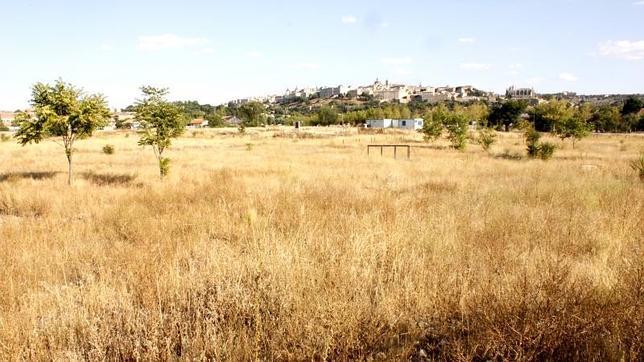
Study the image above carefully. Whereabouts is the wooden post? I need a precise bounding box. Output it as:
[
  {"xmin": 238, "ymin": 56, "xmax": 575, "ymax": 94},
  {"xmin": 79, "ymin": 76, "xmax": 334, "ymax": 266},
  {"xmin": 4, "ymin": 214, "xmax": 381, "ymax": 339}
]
[
  {"xmin": 394, "ymin": 146, "xmax": 397, "ymax": 159},
  {"xmin": 407, "ymin": 146, "xmax": 410, "ymax": 159}
]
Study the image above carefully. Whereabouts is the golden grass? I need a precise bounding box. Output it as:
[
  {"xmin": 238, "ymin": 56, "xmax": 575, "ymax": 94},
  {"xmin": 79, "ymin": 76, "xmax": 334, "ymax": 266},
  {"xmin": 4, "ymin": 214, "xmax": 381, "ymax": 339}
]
[{"xmin": 0, "ymin": 128, "xmax": 642, "ymax": 360}]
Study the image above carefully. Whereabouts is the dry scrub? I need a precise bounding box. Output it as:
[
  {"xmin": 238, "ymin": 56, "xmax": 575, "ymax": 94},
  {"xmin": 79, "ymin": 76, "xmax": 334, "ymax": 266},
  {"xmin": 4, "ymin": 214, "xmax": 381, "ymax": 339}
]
[{"xmin": 0, "ymin": 128, "xmax": 642, "ymax": 360}]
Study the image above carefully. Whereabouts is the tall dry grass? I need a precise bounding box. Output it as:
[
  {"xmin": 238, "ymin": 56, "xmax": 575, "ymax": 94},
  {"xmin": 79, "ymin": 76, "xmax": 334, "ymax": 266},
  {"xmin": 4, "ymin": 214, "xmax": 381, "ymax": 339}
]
[{"xmin": 0, "ymin": 128, "xmax": 642, "ymax": 360}]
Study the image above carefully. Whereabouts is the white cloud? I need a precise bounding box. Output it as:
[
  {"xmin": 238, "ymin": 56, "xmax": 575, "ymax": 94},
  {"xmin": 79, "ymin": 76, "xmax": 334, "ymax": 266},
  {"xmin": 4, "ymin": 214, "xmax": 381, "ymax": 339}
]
[
  {"xmin": 525, "ymin": 77, "xmax": 545, "ymax": 85},
  {"xmin": 559, "ymin": 72, "xmax": 578, "ymax": 82},
  {"xmin": 247, "ymin": 51, "xmax": 263, "ymax": 58},
  {"xmin": 458, "ymin": 37, "xmax": 476, "ymax": 43},
  {"xmin": 379, "ymin": 21, "xmax": 390, "ymax": 28},
  {"xmin": 598, "ymin": 40, "xmax": 644, "ymax": 60},
  {"xmin": 341, "ymin": 15, "xmax": 358, "ymax": 24},
  {"xmin": 633, "ymin": 1, "xmax": 644, "ymax": 5},
  {"xmin": 395, "ymin": 67, "xmax": 412, "ymax": 76},
  {"xmin": 381, "ymin": 57, "xmax": 413, "ymax": 65},
  {"xmin": 99, "ymin": 43, "xmax": 113, "ymax": 51},
  {"xmin": 460, "ymin": 62, "xmax": 491, "ymax": 71},
  {"xmin": 507, "ymin": 63, "xmax": 523, "ymax": 75},
  {"xmin": 196, "ymin": 48, "xmax": 215, "ymax": 55},
  {"xmin": 138, "ymin": 34, "xmax": 209, "ymax": 51},
  {"xmin": 291, "ymin": 63, "xmax": 321, "ymax": 70}
]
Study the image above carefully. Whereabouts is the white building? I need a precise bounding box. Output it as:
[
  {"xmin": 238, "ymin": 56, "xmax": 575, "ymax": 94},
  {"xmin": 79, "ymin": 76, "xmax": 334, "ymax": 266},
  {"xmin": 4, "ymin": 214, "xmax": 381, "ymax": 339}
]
[
  {"xmin": 0, "ymin": 112, "xmax": 15, "ymax": 127},
  {"xmin": 374, "ymin": 86, "xmax": 411, "ymax": 103},
  {"xmin": 366, "ymin": 118, "xmax": 424, "ymax": 130},
  {"xmin": 319, "ymin": 85, "xmax": 352, "ymax": 98}
]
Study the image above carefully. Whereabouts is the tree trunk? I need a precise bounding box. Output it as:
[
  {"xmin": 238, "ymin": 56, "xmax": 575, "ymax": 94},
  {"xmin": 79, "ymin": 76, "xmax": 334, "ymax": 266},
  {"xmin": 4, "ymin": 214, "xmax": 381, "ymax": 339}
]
[
  {"xmin": 66, "ymin": 152, "xmax": 73, "ymax": 185},
  {"xmin": 157, "ymin": 148, "xmax": 163, "ymax": 179}
]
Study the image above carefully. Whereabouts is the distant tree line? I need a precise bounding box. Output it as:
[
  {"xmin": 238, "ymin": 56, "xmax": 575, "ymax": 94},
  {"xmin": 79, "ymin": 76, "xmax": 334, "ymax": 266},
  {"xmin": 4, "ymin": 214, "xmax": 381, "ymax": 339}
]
[{"xmin": 121, "ymin": 95, "xmax": 644, "ymax": 133}]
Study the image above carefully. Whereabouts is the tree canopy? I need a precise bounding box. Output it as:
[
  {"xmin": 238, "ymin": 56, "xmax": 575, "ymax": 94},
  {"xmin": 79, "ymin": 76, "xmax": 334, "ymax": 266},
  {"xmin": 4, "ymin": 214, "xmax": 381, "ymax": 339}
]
[
  {"xmin": 134, "ymin": 86, "xmax": 186, "ymax": 177},
  {"xmin": 487, "ymin": 100, "xmax": 527, "ymax": 130},
  {"xmin": 622, "ymin": 96, "xmax": 643, "ymax": 116},
  {"xmin": 15, "ymin": 79, "xmax": 110, "ymax": 184},
  {"xmin": 316, "ymin": 106, "xmax": 339, "ymax": 126}
]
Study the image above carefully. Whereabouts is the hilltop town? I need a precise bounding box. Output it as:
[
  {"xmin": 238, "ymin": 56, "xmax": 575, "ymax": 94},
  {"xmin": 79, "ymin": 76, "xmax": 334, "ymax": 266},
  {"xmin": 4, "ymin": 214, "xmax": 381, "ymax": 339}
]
[
  {"xmin": 230, "ymin": 79, "xmax": 495, "ymax": 105},
  {"xmin": 1, "ymin": 80, "xmax": 642, "ymax": 132}
]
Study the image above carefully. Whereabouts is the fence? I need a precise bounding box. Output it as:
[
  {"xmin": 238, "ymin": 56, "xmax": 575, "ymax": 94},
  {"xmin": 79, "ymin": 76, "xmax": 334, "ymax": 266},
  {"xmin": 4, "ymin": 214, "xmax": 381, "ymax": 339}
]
[{"xmin": 367, "ymin": 145, "xmax": 411, "ymax": 159}]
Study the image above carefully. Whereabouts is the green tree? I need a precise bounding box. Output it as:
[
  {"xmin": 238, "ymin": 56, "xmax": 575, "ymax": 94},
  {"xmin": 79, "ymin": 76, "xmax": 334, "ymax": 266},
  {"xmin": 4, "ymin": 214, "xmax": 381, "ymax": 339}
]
[
  {"xmin": 365, "ymin": 107, "xmax": 385, "ymax": 120},
  {"xmin": 134, "ymin": 86, "xmax": 186, "ymax": 178},
  {"xmin": 530, "ymin": 100, "xmax": 574, "ymax": 132},
  {"xmin": 463, "ymin": 102, "xmax": 489, "ymax": 127},
  {"xmin": 114, "ymin": 114, "xmax": 128, "ymax": 129},
  {"xmin": 622, "ymin": 96, "xmax": 643, "ymax": 116},
  {"xmin": 477, "ymin": 127, "xmax": 497, "ymax": 153},
  {"xmin": 317, "ymin": 106, "xmax": 338, "ymax": 126},
  {"xmin": 400, "ymin": 106, "xmax": 412, "ymax": 119},
  {"xmin": 237, "ymin": 102, "xmax": 266, "ymax": 128},
  {"xmin": 15, "ymin": 80, "xmax": 110, "ymax": 185},
  {"xmin": 590, "ymin": 105, "xmax": 623, "ymax": 132},
  {"xmin": 554, "ymin": 105, "xmax": 592, "ymax": 148},
  {"xmin": 420, "ymin": 105, "xmax": 448, "ymax": 142},
  {"xmin": 205, "ymin": 108, "xmax": 225, "ymax": 128},
  {"xmin": 487, "ymin": 100, "xmax": 527, "ymax": 131},
  {"xmin": 522, "ymin": 122, "xmax": 556, "ymax": 160},
  {"xmin": 444, "ymin": 112, "xmax": 469, "ymax": 150}
]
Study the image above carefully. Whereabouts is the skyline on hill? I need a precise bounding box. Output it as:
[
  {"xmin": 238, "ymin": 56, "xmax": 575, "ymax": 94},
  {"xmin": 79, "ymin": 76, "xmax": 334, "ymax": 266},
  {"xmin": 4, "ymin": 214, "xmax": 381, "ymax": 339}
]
[{"xmin": 1, "ymin": 0, "xmax": 643, "ymax": 109}]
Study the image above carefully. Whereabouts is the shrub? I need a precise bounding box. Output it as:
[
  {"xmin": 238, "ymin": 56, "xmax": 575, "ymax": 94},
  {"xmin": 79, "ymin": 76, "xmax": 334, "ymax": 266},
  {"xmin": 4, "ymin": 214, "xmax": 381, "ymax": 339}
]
[
  {"xmin": 496, "ymin": 149, "xmax": 523, "ymax": 160},
  {"xmin": 102, "ymin": 144, "xmax": 115, "ymax": 155},
  {"xmin": 444, "ymin": 113, "xmax": 469, "ymax": 150},
  {"xmin": 159, "ymin": 157, "xmax": 171, "ymax": 177},
  {"xmin": 420, "ymin": 117, "xmax": 443, "ymax": 142},
  {"xmin": 0, "ymin": 134, "xmax": 10, "ymax": 142},
  {"xmin": 478, "ymin": 128, "xmax": 497, "ymax": 153},
  {"xmin": 630, "ymin": 153, "xmax": 644, "ymax": 181},
  {"xmin": 538, "ymin": 142, "xmax": 556, "ymax": 160},
  {"xmin": 246, "ymin": 143, "xmax": 253, "ymax": 151},
  {"xmin": 525, "ymin": 128, "xmax": 542, "ymax": 158},
  {"xmin": 524, "ymin": 125, "xmax": 556, "ymax": 160}
]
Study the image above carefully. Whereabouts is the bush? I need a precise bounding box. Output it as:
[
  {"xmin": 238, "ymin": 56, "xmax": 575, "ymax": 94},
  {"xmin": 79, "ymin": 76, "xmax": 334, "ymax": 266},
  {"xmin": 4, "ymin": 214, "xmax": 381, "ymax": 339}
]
[
  {"xmin": 525, "ymin": 128, "xmax": 542, "ymax": 158},
  {"xmin": 159, "ymin": 157, "xmax": 171, "ymax": 177},
  {"xmin": 102, "ymin": 144, "xmax": 115, "ymax": 155},
  {"xmin": 478, "ymin": 128, "xmax": 497, "ymax": 153},
  {"xmin": 538, "ymin": 142, "xmax": 556, "ymax": 160},
  {"xmin": 524, "ymin": 126, "xmax": 556, "ymax": 160},
  {"xmin": 0, "ymin": 134, "xmax": 10, "ymax": 142},
  {"xmin": 630, "ymin": 153, "xmax": 644, "ymax": 181},
  {"xmin": 420, "ymin": 117, "xmax": 443, "ymax": 142},
  {"xmin": 444, "ymin": 113, "xmax": 468, "ymax": 150}
]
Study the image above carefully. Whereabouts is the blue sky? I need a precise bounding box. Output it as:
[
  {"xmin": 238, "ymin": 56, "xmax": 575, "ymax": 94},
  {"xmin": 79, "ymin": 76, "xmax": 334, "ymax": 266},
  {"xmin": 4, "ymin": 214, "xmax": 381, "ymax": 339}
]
[{"xmin": 1, "ymin": 0, "xmax": 643, "ymax": 109}]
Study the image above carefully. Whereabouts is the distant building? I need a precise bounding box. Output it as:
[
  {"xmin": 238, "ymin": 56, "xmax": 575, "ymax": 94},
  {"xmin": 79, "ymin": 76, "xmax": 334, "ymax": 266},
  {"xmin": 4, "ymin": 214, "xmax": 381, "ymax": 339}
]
[
  {"xmin": 188, "ymin": 118, "xmax": 208, "ymax": 128},
  {"xmin": 0, "ymin": 111, "xmax": 15, "ymax": 127},
  {"xmin": 224, "ymin": 116, "xmax": 243, "ymax": 125},
  {"xmin": 375, "ymin": 86, "xmax": 411, "ymax": 103},
  {"xmin": 366, "ymin": 118, "xmax": 424, "ymax": 130},
  {"xmin": 506, "ymin": 86, "xmax": 536, "ymax": 99},
  {"xmin": 319, "ymin": 85, "xmax": 352, "ymax": 98}
]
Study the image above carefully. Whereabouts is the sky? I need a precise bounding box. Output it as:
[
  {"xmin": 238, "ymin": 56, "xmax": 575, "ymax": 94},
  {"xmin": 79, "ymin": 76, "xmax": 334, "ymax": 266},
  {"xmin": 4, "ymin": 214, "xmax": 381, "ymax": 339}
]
[{"xmin": 0, "ymin": 0, "xmax": 643, "ymax": 110}]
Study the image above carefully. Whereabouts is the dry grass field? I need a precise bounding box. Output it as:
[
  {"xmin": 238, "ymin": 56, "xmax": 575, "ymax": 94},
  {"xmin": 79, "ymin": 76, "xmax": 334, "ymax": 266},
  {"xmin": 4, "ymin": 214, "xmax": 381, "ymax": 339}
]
[{"xmin": 0, "ymin": 127, "xmax": 642, "ymax": 360}]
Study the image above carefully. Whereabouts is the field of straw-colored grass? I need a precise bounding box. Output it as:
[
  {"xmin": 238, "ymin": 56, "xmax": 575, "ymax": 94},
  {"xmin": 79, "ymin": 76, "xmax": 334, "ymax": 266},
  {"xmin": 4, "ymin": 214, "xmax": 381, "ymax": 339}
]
[{"xmin": 0, "ymin": 127, "xmax": 642, "ymax": 360}]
